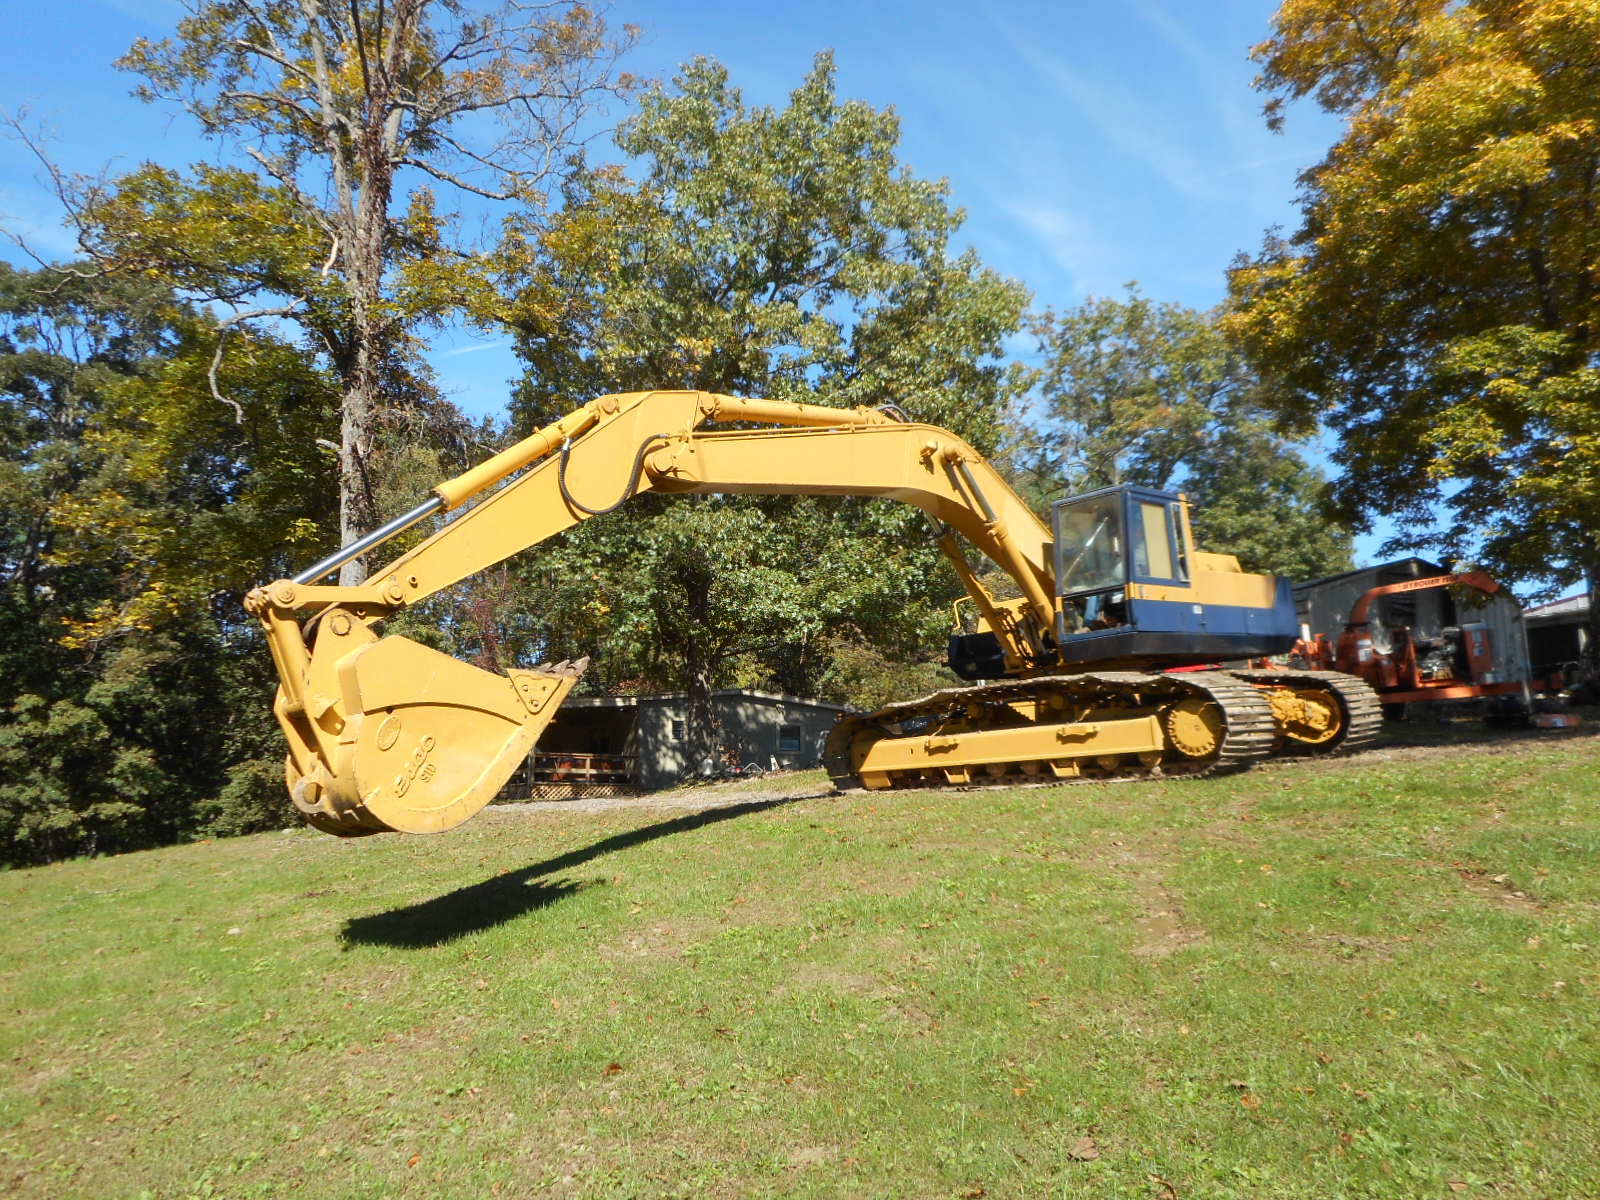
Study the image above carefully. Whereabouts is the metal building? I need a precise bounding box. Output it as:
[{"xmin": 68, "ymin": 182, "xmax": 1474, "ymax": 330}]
[
  {"xmin": 501, "ymin": 688, "xmax": 849, "ymax": 797},
  {"xmin": 1524, "ymin": 593, "xmax": 1591, "ymax": 682}
]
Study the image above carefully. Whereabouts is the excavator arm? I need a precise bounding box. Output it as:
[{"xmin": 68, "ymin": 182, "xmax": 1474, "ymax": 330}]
[{"xmin": 246, "ymin": 390, "xmax": 1055, "ymax": 837}]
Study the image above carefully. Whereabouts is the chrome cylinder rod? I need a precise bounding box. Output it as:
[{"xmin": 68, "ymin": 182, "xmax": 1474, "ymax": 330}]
[
  {"xmin": 291, "ymin": 496, "xmax": 445, "ymax": 585},
  {"xmin": 953, "ymin": 459, "xmax": 999, "ymax": 524}
]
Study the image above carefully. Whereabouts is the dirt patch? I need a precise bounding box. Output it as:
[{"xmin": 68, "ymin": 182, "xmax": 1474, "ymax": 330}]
[
  {"xmin": 851, "ymin": 872, "xmax": 921, "ymax": 899},
  {"xmin": 598, "ymin": 921, "xmax": 702, "ymax": 962},
  {"xmin": 1301, "ymin": 932, "xmax": 1397, "ymax": 960},
  {"xmin": 788, "ymin": 1143, "xmax": 840, "ymax": 1167},
  {"xmin": 788, "ymin": 962, "xmax": 881, "ymax": 994},
  {"xmin": 1081, "ymin": 844, "xmax": 1206, "ymax": 958},
  {"xmin": 885, "ymin": 1001, "xmax": 940, "ymax": 1034},
  {"xmin": 1130, "ymin": 900, "xmax": 1200, "ymax": 957},
  {"xmin": 1454, "ymin": 867, "xmax": 1542, "ymax": 912},
  {"xmin": 490, "ymin": 781, "xmax": 833, "ymax": 818}
]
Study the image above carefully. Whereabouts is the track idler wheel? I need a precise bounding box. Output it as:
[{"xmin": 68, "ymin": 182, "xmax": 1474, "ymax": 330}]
[
  {"xmin": 1165, "ymin": 696, "xmax": 1224, "ymax": 759},
  {"xmin": 1228, "ymin": 669, "xmax": 1383, "ymax": 755}
]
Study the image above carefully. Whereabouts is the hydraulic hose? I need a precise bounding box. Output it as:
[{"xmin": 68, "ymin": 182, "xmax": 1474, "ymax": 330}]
[{"xmin": 557, "ymin": 432, "xmax": 673, "ymax": 517}]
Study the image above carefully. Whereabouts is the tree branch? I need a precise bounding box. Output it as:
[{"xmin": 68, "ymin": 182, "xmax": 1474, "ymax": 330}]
[
  {"xmin": 228, "ymin": 31, "xmax": 316, "ymax": 92},
  {"xmin": 320, "ymin": 232, "xmax": 341, "ymax": 278},
  {"xmin": 208, "ymin": 299, "xmax": 306, "ymax": 423},
  {"xmin": 241, "ymin": 145, "xmax": 337, "ymax": 238},
  {"xmin": 0, "ymin": 111, "xmax": 111, "ymax": 273},
  {"xmin": 234, "ymin": 0, "xmax": 307, "ymax": 76},
  {"xmin": 297, "ymin": 0, "xmax": 359, "ymax": 230},
  {"xmin": 398, "ymin": 157, "xmax": 515, "ymax": 201},
  {"xmin": 347, "ymin": 0, "xmax": 372, "ymax": 97}
]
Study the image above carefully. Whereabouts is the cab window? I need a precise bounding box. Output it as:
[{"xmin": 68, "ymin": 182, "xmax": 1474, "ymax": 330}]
[
  {"xmin": 1132, "ymin": 500, "xmax": 1177, "ymax": 580},
  {"xmin": 1055, "ymin": 498, "xmax": 1125, "ymax": 595}
]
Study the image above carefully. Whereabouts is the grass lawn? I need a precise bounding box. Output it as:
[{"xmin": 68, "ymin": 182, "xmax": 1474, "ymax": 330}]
[{"xmin": 2, "ymin": 722, "xmax": 1598, "ymax": 1198}]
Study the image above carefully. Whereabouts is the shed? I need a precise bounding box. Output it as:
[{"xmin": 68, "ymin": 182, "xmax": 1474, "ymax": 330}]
[
  {"xmin": 505, "ymin": 688, "xmax": 849, "ymax": 796},
  {"xmin": 1292, "ymin": 557, "xmax": 1533, "ymax": 685},
  {"xmin": 1523, "ymin": 593, "xmax": 1590, "ymax": 680}
]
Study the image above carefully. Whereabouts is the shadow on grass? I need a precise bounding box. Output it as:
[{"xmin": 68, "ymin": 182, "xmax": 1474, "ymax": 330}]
[
  {"xmin": 340, "ymin": 796, "xmax": 812, "ymax": 949},
  {"xmin": 1372, "ymin": 708, "xmax": 1597, "ymax": 752}
]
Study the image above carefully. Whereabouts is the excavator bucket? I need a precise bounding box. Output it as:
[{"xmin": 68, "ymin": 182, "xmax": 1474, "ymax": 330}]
[{"xmin": 286, "ymin": 635, "xmax": 587, "ymax": 836}]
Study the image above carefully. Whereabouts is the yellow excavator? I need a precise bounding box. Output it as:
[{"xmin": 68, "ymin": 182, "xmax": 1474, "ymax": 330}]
[{"xmin": 246, "ymin": 390, "xmax": 1379, "ymax": 837}]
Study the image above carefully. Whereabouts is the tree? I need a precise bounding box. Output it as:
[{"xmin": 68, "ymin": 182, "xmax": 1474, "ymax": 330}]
[
  {"xmin": 1229, "ymin": 1, "xmax": 1600, "ymax": 639},
  {"xmin": 506, "ymin": 54, "xmax": 1029, "ymax": 762},
  {"xmin": 1021, "ymin": 287, "xmax": 1229, "ymax": 497},
  {"xmin": 39, "ymin": 0, "xmax": 634, "ymax": 584},
  {"xmin": 0, "ymin": 263, "xmax": 337, "ymax": 862},
  {"xmin": 42, "ymin": 296, "xmax": 341, "ymax": 644},
  {"xmin": 1019, "ymin": 287, "xmax": 1352, "ymax": 578},
  {"xmin": 0, "ymin": 265, "xmax": 182, "ymax": 668},
  {"xmin": 1183, "ymin": 423, "xmax": 1355, "ymax": 580}
]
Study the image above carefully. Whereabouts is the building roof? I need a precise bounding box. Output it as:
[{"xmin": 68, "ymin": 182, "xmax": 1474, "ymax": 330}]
[
  {"xmin": 562, "ymin": 687, "xmax": 849, "ymax": 713},
  {"xmin": 1291, "ymin": 556, "xmax": 1446, "ymax": 594},
  {"xmin": 1524, "ymin": 593, "xmax": 1590, "ymax": 621}
]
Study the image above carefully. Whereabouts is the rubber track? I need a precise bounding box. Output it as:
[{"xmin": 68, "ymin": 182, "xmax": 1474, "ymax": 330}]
[
  {"xmin": 825, "ymin": 670, "xmax": 1278, "ymax": 792},
  {"xmin": 1227, "ymin": 669, "xmax": 1385, "ymax": 755}
]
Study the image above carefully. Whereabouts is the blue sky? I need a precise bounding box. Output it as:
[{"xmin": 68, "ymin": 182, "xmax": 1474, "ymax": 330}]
[{"xmin": 4, "ymin": 0, "xmax": 1384, "ymax": 556}]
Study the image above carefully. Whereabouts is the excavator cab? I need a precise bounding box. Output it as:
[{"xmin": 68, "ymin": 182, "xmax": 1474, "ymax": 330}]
[
  {"xmin": 948, "ymin": 483, "xmax": 1299, "ymax": 681},
  {"xmin": 1053, "ymin": 487, "xmax": 1139, "ymax": 633},
  {"xmin": 1051, "ymin": 484, "xmax": 1299, "ymax": 666}
]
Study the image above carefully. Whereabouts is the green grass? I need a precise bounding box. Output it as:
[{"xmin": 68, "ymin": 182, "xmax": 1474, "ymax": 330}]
[{"xmin": 4, "ymin": 725, "xmax": 1600, "ymax": 1198}]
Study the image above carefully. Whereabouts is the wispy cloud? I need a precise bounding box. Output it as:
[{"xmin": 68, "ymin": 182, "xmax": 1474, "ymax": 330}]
[
  {"xmin": 440, "ymin": 339, "xmax": 513, "ymax": 358},
  {"xmin": 991, "ymin": 17, "xmax": 1216, "ymax": 203},
  {"xmin": 1127, "ymin": 0, "xmax": 1216, "ymax": 73},
  {"xmin": 1125, "ymin": 0, "xmax": 1255, "ymax": 141},
  {"xmin": 985, "ymin": 8, "xmax": 1293, "ymax": 206},
  {"xmin": 1208, "ymin": 150, "xmax": 1319, "ymax": 179},
  {"xmin": 1003, "ymin": 203, "xmax": 1129, "ymax": 301}
]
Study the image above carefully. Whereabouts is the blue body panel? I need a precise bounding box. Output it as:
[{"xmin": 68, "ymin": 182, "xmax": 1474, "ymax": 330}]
[
  {"xmin": 1128, "ymin": 579, "xmax": 1300, "ymax": 641},
  {"xmin": 941, "ymin": 483, "xmax": 1307, "ymax": 678}
]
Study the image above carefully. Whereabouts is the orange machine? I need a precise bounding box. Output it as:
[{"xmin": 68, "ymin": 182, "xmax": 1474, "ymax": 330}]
[{"xmin": 1291, "ymin": 572, "xmax": 1545, "ymax": 706}]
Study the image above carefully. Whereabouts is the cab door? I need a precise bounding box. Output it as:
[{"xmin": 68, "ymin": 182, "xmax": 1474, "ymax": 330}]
[{"xmin": 1126, "ymin": 489, "xmax": 1188, "ymax": 589}]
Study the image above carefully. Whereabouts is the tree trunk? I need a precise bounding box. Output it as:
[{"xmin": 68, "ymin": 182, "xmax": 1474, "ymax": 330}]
[
  {"xmin": 334, "ymin": 7, "xmax": 404, "ymax": 587},
  {"xmin": 1583, "ymin": 561, "xmax": 1600, "ymax": 691},
  {"xmin": 685, "ymin": 654, "xmax": 719, "ymax": 778},
  {"xmin": 336, "ymin": 376, "xmax": 377, "ymax": 586},
  {"xmin": 336, "ymin": 203, "xmax": 387, "ymax": 587}
]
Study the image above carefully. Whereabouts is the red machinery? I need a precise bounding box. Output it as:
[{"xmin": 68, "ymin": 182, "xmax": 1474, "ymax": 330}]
[{"xmin": 1290, "ymin": 572, "xmax": 1546, "ymax": 706}]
